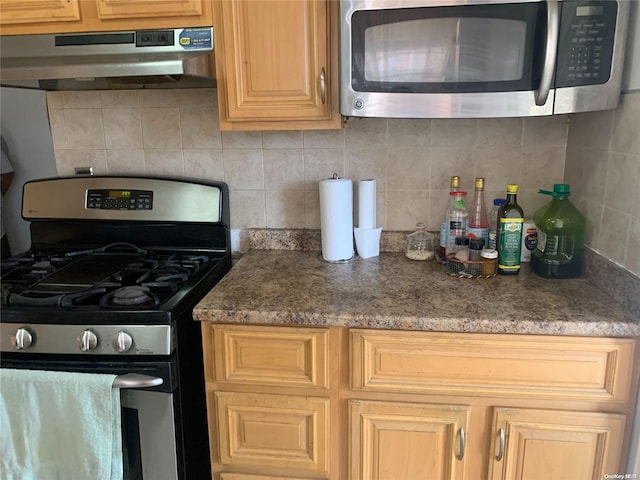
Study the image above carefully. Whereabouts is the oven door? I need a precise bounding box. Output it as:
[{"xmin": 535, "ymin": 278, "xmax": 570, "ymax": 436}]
[
  {"xmin": 340, "ymin": 0, "xmax": 557, "ymax": 118},
  {"xmin": 121, "ymin": 389, "xmax": 178, "ymax": 480},
  {"xmin": 0, "ymin": 356, "xmax": 180, "ymax": 480}
]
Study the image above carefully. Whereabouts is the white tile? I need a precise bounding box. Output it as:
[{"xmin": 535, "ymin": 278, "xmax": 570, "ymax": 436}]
[
  {"xmin": 106, "ymin": 150, "xmax": 145, "ymax": 174},
  {"xmin": 180, "ymin": 106, "xmax": 221, "ymax": 149},
  {"xmin": 263, "ymin": 149, "xmax": 304, "ymax": 190},
  {"xmin": 183, "ymin": 150, "xmax": 224, "ymax": 181},
  {"xmin": 263, "ymin": 131, "xmax": 303, "ymax": 149},
  {"xmin": 63, "ymin": 109, "xmax": 105, "ymax": 149},
  {"xmin": 144, "ymin": 150, "xmax": 184, "ymax": 176},
  {"xmin": 103, "ymin": 108, "xmax": 143, "ymax": 149},
  {"xmin": 229, "ymin": 190, "xmax": 266, "ymax": 228},
  {"xmin": 141, "ymin": 108, "xmax": 181, "ymax": 149},
  {"xmin": 265, "ymin": 190, "xmax": 305, "ymax": 228},
  {"xmin": 222, "ymin": 149, "xmax": 264, "ymax": 190}
]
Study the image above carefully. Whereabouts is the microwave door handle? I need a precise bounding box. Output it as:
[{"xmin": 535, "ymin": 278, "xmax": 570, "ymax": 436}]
[{"xmin": 535, "ymin": 0, "xmax": 560, "ymax": 106}]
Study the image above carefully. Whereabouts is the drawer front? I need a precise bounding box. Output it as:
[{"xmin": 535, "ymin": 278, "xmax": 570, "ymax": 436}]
[
  {"xmin": 351, "ymin": 330, "xmax": 636, "ymax": 401},
  {"xmin": 215, "ymin": 392, "xmax": 330, "ymax": 474},
  {"xmin": 205, "ymin": 324, "xmax": 329, "ymax": 389}
]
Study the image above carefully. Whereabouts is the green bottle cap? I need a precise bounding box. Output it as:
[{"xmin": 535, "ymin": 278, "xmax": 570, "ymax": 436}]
[{"xmin": 539, "ymin": 184, "xmax": 571, "ymax": 198}]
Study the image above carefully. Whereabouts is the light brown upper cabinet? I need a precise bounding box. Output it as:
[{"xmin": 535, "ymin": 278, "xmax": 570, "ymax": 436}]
[
  {"xmin": 213, "ymin": 0, "xmax": 342, "ymax": 130},
  {"xmin": 0, "ymin": 0, "xmax": 214, "ymax": 34}
]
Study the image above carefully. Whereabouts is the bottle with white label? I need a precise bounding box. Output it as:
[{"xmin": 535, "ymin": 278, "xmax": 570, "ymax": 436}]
[
  {"xmin": 446, "ymin": 191, "xmax": 468, "ymax": 256},
  {"xmin": 438, "ymin": 176, "xmax": 460, "ymax": 262}
]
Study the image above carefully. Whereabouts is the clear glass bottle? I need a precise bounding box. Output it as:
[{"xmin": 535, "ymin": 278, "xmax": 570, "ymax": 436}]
[
  {"xmin": 445, "ymin": 191, "xmax": 468, "ymax": 257},
  {"xmin": 488, "ymin": 198, "xmax": 506, "ymax": 249},
  {"xmin": 438, "ymin": 176, "xmax": 460, "ymax": 262},
  {"xmin": 467, "ymin": 177, "xmax": 489, "ymax": 247},
  {"xmin": 406, "ymin": 222, "xmax": 435, "ymax": 261},
  {"xmin": 497, "ymin": 184, "xmax": 524, "ymax": 275}
]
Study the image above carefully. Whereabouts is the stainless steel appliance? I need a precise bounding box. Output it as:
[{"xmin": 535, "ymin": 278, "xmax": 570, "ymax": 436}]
[
  {"xmin": 340, "ymin": 0, "xmax": 630, "ymax": 118},
  {"xmin": 0, "ymin": 175, "xmax": 232, "ymax": 480},
  {"xmin": 0, "ymin": 27, "xmax": 214, "ymax": 82}
]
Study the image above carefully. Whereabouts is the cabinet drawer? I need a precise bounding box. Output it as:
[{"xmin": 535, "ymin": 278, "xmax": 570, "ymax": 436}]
[
  {"xmin": 215, "ymin": 392, "xmax": 330, "ymax": 474},
  {"xmin": 204, "ymin": 324, "xmax": 329, "ymax": 389},
  {"xmin": 351, "ymin": 330, "xmax": 636, "ymax": 401}
]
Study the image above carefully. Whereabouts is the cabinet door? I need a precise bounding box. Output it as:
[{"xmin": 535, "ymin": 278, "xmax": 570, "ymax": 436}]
[
  {"xmin": 215, "ymin": 391, "xmax": 330, "ymax": 475},
  {"xmin": 0, "ymin": 0, "xmax": 80, "ymax": 25},
  {"xmin": 489, "ymin": 407, "xmax": 626, "ymax": 480},
  {"xmin": 215, "ymin": 0, "xmax": 341, "ymax": 130},
  {"xmin": 350, "ymin": 400, "xmax": 469, "ymax": 480},
  {"xmin": 95, "ymin": 0, "xmax": 203, "ymax": 19}
]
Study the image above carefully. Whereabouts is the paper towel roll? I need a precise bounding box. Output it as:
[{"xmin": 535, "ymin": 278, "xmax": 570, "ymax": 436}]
[
  {"xmin": 358, "ymin": 179, "xmax": 376, "ymax": 229},
  {"xmin": 319, "ymin": 177, "xmax": 354, "ymax": 262}
]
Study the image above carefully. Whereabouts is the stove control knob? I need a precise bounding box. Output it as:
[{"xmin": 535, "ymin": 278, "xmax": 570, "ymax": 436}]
[
  {"xmin": 77, "ymin": 330, "xmax": 98, "ymax": 352},
  {"xmin": 11, "ymin": 327, "xmax": 34, "ymax": 350},
  {"xmin": 112, "ymin": 331, "xmax": 133, "ymax": 353}
]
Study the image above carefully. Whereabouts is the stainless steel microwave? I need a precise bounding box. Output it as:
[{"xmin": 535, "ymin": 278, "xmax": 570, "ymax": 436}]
[{"xmin": 340, "ymin": 0, "xmax": 630, "ymax": 118}]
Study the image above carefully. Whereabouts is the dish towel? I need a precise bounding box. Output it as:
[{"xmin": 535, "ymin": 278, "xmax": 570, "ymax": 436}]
[{"xmin": 0, "ymin": 368, "xmax": 123, "ymax": 480}]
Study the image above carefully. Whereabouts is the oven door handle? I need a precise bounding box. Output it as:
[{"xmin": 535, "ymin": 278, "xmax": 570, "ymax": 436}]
[{"xmin": 113, "ymin": 373, "xmax": 163, "ymax": 389}]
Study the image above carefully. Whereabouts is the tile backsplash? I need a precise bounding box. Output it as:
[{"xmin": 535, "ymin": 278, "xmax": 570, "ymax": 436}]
[
  {"xmin": 46, "ymin": 88, "xmax": 640, "ymax": 276},
  {"xmin": 46, "ymin": 88, "xmax": 568, "ymax": 244},
  {"xmin": 565, "ymin": 92, "xmax": 640, "ymax": 277}
]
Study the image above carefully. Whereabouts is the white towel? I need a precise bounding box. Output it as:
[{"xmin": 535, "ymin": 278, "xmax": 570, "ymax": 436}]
[{"xmin": 0, "ymin": 368, "xmax": 123, "ymax": 480}]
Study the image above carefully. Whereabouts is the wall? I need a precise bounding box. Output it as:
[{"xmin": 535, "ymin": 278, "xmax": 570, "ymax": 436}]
[
  {"xmin": 46, "ymin": 88, "xmax": 568, "ymax": 251},
  {"xmin": 565, "ymin": 92, "xmax": 640, "ymax": 277},
  {"xmin": 1, "ymin": 87, "xmax": 58, "ymax": 255}
]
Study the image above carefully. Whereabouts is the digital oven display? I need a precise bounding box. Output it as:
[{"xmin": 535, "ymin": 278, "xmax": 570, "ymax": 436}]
[
  {"xmin": 86, "ymin": 189, "xmax": 153, "ymax": 210},
  {"xmin": 108, "ymin": 190, "xmax": 132, "ymax": 198}
]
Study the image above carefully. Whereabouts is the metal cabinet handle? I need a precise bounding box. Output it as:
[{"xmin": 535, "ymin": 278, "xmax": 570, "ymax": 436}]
[
  {"xmin": 535, "ymin": 0, "xmax": 559, "ymax": 106},
  {"xmin": 456, "ymin": 427, "xmax": 465, "ymax": 460},
  {"xmin": 496, "ymin": 427, "xmax": 505, "ymax": 461},
  {"xmin": 319, "ymin": 67, "xmax": 326, "ymax": 105}
]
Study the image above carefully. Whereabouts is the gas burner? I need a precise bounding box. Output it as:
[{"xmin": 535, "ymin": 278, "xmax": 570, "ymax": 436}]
[{"xmin": 100, "ymin": 286, "xmax": 160, "ymax": 308}]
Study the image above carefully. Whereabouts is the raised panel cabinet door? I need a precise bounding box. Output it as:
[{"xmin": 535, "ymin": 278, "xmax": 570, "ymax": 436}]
[
  {"xmin": 489, "ymin": 407, "xmax": 626, "ymax": 480},
  {"xmin": 95, "ymin": 0, "xmax": 203, "ymax": 19},
  {"xmin": 0, "ymin": 0, "xmax": 80, "ymax": 25},
  {"xmin": 217, "ymin": 0, "xmax": 332, "ymax": 123},
  {"xmin": 215, "ymin": 391, "xmax": 330, "ymax": 475},
  {"xmin": 208, "ymin": 324, "xmax": 330, "ymax": 389},
  {"xmin": 350, "ymin": 400, "xmax": 469, "ymax": 480}
]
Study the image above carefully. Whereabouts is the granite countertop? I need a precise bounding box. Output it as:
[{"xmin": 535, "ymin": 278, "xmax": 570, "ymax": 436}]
[{"xmin": 194, "ymin": 249, "xmax": 640, "ymax": 337}]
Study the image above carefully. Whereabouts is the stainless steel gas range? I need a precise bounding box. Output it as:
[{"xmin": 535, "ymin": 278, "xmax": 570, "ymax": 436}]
[{"xmin": 0, "ymin": 175, "xmax": 232, "ymax": 480}]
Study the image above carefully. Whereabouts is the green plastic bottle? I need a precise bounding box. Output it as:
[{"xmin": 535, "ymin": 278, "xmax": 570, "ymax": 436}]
[{"xmin": 531, "ymin": 184, "xmax": 586, "ymax": 279}]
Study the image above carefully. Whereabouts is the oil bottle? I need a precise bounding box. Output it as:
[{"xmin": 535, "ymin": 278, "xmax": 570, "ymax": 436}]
[
  {"xmin": 496, "ymin": 184, "xmax": 524, "ymax": 275},
  {"xmin": 531, "ymin": 184, "xmax": 586, "ymax": 278}
]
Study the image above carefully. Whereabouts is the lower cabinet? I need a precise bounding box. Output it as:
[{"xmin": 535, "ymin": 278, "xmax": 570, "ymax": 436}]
[
  {"xmin": 349, "ymin": 400, "xmax": 469, "ymax": 480},
  {"xmin": 489, "ymin": 408, "xmax": 626, "ymax": 480},
  {"xmin": 202, "ymin": 324, "xmax": 638, "ymax": 480}
]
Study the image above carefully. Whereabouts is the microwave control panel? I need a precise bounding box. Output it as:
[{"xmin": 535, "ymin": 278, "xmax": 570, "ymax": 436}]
[
  {"xmin": 555, "ymin": 1, "xmax": 617, "ymax": 88},
  {"xmin": 86, "ymin": 189, "xmax": 153, "ymax": 210}
]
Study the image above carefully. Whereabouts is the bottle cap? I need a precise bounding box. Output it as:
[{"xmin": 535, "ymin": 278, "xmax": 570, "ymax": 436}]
[
  {"xmin": 480, "ymin": 248, "xmax": 498, "ymax": 259},
  {"xmin": 538, "ymin": 184, "xmax": 571, "ymax": 199},
  {"xmin": 506, "ymin": 184, "xmax": 518, "ymax": 194},
  {"xmin": 493, "ymin": 198, "xmax": 506, "ymax": 206},
  {"xmin": 450, "ymin": 176, "xmax": 460, "ymax": 189},
  {"xmin": 474, "ymin": 177, "xmax": 485, "ymax": 190},
  {"xmin": 469, "ymin": 238, "xmax": 485, "ymax": 250}
]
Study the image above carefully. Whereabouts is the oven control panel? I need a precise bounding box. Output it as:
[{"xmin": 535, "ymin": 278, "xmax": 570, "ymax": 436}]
[{"xmin": 87, "ymin": 189, "xmax": 153, "ymax": 210}]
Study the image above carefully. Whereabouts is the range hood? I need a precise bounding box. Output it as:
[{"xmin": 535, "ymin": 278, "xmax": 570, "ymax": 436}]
[{"xmin": 0, "ymin": 27, "xmax": 214, "ymax": 82}]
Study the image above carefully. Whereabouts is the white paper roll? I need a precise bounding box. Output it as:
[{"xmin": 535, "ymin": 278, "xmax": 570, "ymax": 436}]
[
  {"xmin": 319, "ymin": 177, "xmax": 354, "ymax": 262},
  {"xmin": 358, "ymin": 179, "xmax": 376, "ymax": 229}
]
